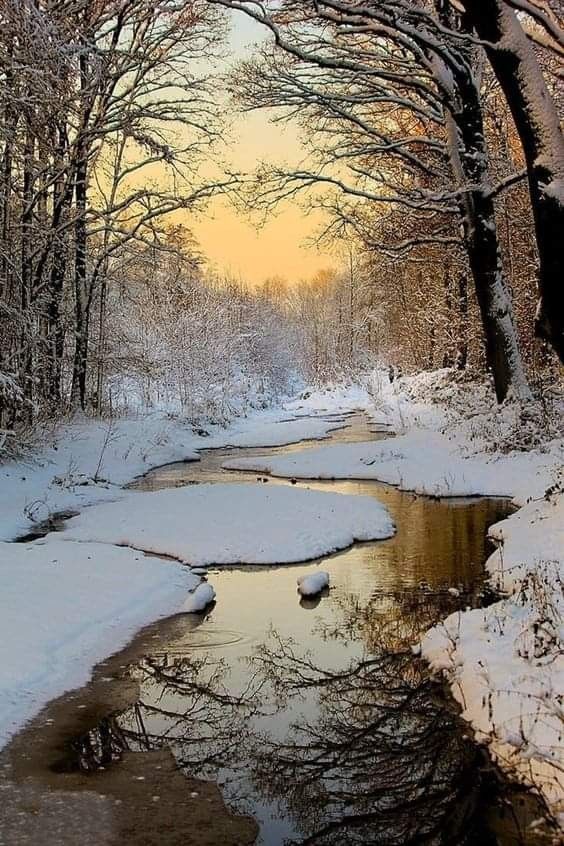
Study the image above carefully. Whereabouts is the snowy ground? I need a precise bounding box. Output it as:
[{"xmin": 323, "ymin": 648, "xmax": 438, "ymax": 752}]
[
  {"xmin": 1, "ymin": 372, "xmax": 562, "ymax": 826},
  {"xmin": 0, "ymin": 540, "xmax": 199, "ymax": 749},
  {"xmin": 0, "ymin": 404, "xmax": 347, "ymax": 542},
  {"xmin": 225, "ymin": 429, "xmax": 559, "ymax": 500},
  {"xmin": 387, "ymin": 371, "xmax": 564, "ymax": 825}
]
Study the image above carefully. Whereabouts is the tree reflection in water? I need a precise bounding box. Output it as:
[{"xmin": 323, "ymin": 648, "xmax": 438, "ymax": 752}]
[
  {"xmin": 249, "ymin": 634, "xmax": 491, "ymax": 845},
  {"xmin": 61, "ymin": 653, "xmax": 260, "ymax": 777},
  {"xmin": 60, "ymin": 596, "xmax": 540, "ymax": 845}
]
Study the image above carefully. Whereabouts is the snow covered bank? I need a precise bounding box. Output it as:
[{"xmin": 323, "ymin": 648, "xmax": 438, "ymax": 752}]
[
  {"xmin": 421, "ymin": 563, "xmax": 564, "ymax": 823},
  {"xmin": 375, "ymin": 371, "xmax": 563, "ymax": 823},
  {"xmin": 384, "ymin": 372, "xmax": 564, "ymax": 824},
  {"xmin": 486, "ymin": 494, "xmax": 564, "ymax": 592},
  {"xmin": 0, "ymin": 403, "xmax": 346, "ymax": 542},
  {"xmin": 224, "ymin": 428, "xmax": 560, "ymax": 502},
  {"xmin": 421, "ymin": 490, "xmax": 564, "ymax": 823},
  {"xmin": 284, "ymin": 381, "xmax": 388, "ymax": 423},
  {"xmin": 61, "ymin": 483, "xmax": 395, "ymax": 565},
  {"xmin": 213, "ymin": 414, "xmax": 346, "ymax": 448},
  {"xmin": 0, "ymin": 539, "xmax": 198, "ymax": 749},
  {"xmin": 182, "ymin": 582, "xmax": 216, "ymax": 613}
]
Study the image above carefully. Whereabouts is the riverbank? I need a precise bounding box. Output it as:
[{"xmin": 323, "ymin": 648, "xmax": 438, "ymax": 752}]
[
  {"xmin": 383, "ymin": 370, "xmax": 563, "ymax": 825},
  {"xmin": 0, "ymin": 416, "xmax": 535, "ymax": 845},
  {"xmin": 0, "ymin": 392, "xmax": 368, "ymax": 542},
  {"xmin": 288, "ymin": 370, "xmax": 564, "ymax": 824}
]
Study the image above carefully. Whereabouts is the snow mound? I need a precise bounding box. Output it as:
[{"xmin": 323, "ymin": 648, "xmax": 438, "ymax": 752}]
[
  {"xmin": 486, "ymin": 495, "xmax": 564, "ymax": 592},
  {"xmin": 284, "ymin": 382, "xmax": 371, "ymax": 415},
  {"xmin": 297, "ymin": 571, "xmax": 330, "ymax": 596},
  {"xmin": 211, "ymin": 416, "xmax": 343, "ymax": 448},
  {"xmin": 183, "ymin": 582, "xmax": 216, "ymax": 613},
  {"xmin": 61, "ymin": 483, "xmax": 395, "ymax": 566}
]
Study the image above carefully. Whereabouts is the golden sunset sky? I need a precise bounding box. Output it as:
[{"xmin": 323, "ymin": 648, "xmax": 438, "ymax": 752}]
[{"xmin": 191, "ymin": 10, "xmax": 332, "ymax": 286}]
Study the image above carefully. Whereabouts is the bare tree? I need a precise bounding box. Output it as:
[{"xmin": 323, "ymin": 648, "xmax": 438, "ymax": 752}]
[
  {"xmin": 456, "ymin": 0, "xmax": 564, "ymax": 362},
  {"xmin": 0, "ymin": 0, "xmax": 230, "ymax": 420}
]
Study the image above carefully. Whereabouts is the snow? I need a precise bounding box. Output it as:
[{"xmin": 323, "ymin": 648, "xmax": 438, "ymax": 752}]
[
  {"xmin": 182, "ymin": 582, "xmax": 216, "ymax": 612},
  {"xmin": 487, "ymin": 495, "xmax": 564, "ymax": 593},
  {"xmin": 421, "ymin": 491, "xmax": 564, "ymax": 821},
  {"xmin": 543, "ymin": 177, "xmax": 564, "ymax": 203},
  {"xmin": 224, "ymin": 428, "xmax": 561, "ymax": 502},
  {"xmin": 0, "ymin": 405, "xmax": 344, "ymax": 543},
  {"xmin": 297, "ymin": 570, "xmax": 330, "ymax": 596},
  {"xmin": 368, "ymin": 369, "xmax": 564, "ymax": 823},
  {"xmin": 0, "ymin": 539, "xmax": 198, "ymax": 749},
  {"xmin": 284, "ymin": 381, "xmax": 378, "ymax": 417},
  {"xmin": 226, "ymin": 368, "xmax": 563, "ymax": 505},
  {"xmin": 212, "ymin": 415, "xmax": 345, "ymax": 448},
  {"xmin": 61, "ymin": 483, "xmax": 396, "ymax": 566},
  {"xmin": 0, "ymin": 370, "xmax": 561, "ymax": 825},
  {"xmin": 0, "ymin": 385, "xmax": 374, "ymax": 753},
  {"xmin": 421, "ymin": 576, "xmax": 564, "ymax": 821}
]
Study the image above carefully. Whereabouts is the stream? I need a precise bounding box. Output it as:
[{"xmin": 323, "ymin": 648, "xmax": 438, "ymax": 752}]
[{"xmin": 0, "ymin": 415, "xmax": 551, "ymax": 845}]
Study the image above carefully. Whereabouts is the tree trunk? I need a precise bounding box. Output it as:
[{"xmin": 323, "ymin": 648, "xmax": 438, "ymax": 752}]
[
  {"xmin": 456, "ymin": 273, "xmax": 468, "ymax": 370},
  {"xmin": 0, "ymin": 42, "xmax": 16, "ymax": 305},
  {"xmin": 47, "ymin": 123, "xmax": 71, "ymax": 404},
  {"xmin": 71, "ymin": 149, "xmax": 89, "ymax": 410},
  {"xmin": 437, "ymin": 2, "xmax": 531, "ymax": 402},
  {"xmin": 459, "ymin": 0, "xmax": 564, "ymax": 362},
  {"xmin": 443, "ymin": 261, "xmax": 455, "ymax": 367},
  {"xmin": 95, "ymin": 270, "xmax": 109, "ymax": 414},
  {"xmin": 71, "ymin": 51, "xmax": 90, "ymax": 411},
  {"xmin": 20, "ymin": 114, "xmax": 35, "ymax": 415}
]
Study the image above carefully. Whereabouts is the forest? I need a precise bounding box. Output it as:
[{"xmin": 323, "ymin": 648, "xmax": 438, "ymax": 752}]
[
  {"xmin": 0, "ymin": 0, "xmax": 562, "ymax": 439},
  {"xmin": 0, "ymin": 2, "xmax": 563, "ymax": 845}
]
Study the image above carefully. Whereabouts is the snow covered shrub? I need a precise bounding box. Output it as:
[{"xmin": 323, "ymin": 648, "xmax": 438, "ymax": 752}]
[
  {"xmin": 98, "ymin": 249, "xmax": 301, "ymax": 424},
  {"xmin": 514, "ymin": 564, "xmax": 563, "ymax": 662},
  {"xmin": 0, "ymin": 372, "xmax": 35, "ymax": 459},
  {"xmin": 0, "ymin": 372, "xmax": 24, "ymax": 411}
]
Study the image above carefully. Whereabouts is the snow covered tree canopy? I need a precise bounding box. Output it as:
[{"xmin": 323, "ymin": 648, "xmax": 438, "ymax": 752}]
[{"xmin": 0, "ymin": 0, "xmax": 562, "ymax": 437}]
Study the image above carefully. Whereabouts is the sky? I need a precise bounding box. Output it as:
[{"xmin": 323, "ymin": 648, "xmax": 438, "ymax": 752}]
[{"xmin": 190, "ymin": 10, "xmax": 332, "ymax": 286}]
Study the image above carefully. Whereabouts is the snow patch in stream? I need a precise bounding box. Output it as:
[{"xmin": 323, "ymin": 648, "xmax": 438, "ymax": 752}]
[
  {"xmin": 297, "ymin": 571, "xmax": 330, "ymax": 596},
  {"xmin": 182, "ymin": 582, "xmax": 216, "ymax": 613},
  {"xmin": 60, "ymin": 483, "xmax": 395, "ymax": 566}
]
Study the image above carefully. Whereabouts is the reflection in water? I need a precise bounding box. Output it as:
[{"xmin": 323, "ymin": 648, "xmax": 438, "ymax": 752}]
[
  {"xmin": 56, "ymin": 651, "xmax": 258, "ymax": 778},
  {"xmin": 57, "ymin": 608, "xmax": 547, "ymax": 846},
  {"xmin": 249, "ymin": 636, "xmax": 488, "ymax": 845}
]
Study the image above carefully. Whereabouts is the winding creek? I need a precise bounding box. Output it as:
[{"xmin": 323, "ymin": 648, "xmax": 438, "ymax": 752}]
[{"xmin": 0, "ymin": 415, "xmax": 552, "ymax": 845}]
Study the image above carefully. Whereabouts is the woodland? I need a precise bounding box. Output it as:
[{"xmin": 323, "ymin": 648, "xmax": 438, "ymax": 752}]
[{"xmin": 0, "ymin": 0, "xmax": 562, "ymax": 442}]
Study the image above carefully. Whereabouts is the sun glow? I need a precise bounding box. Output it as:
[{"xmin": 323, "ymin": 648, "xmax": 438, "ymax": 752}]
[{"xmin": 190, "ymin": 12, "xmax": 332, "ymax": 286}]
